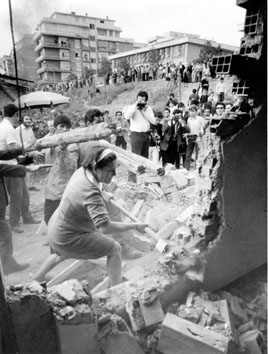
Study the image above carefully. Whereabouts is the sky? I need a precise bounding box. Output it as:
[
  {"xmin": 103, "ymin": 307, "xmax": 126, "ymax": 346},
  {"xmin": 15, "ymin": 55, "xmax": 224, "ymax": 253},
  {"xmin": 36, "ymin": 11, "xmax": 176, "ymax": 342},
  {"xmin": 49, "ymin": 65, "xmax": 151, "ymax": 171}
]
[{"xmin": 0, "ymin": 0, "xmax": 246, "ymax": 56}]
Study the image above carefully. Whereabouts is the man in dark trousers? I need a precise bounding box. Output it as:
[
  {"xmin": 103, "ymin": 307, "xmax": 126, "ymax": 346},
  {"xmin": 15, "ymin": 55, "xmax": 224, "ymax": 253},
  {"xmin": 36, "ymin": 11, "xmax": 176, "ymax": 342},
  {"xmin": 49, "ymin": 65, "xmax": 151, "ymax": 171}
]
[
  {"xmin": 0, "ymin": 148, "xmax": 37, "ymax": 274},
  {"xmin": 125, "ymin": 91, "xmax": 156, "ymax": 182}
]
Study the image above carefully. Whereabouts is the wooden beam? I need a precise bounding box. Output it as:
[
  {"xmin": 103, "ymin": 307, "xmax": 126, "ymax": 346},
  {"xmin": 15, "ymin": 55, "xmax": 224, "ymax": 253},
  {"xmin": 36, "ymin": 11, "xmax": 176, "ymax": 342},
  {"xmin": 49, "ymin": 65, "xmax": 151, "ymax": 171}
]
[
  {"xmin": 26, "ymin": 123, "xmax": 114, "ymax": 152},
  {"xmin": 99, "ymin": 139, "xmax": 165, "ymax": 176},
  {"xmin": 47, "ymin": 258, "xmax": 107, "ymax": 288}
]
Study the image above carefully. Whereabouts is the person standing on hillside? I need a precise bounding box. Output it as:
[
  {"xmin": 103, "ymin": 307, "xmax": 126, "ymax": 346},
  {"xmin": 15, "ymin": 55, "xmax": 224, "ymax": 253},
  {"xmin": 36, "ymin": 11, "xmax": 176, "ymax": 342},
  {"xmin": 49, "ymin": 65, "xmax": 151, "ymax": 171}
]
[
  {"xmin": 215, "ymin": 77, "xmax": 227, "ymax": 102},
  {"xmin": 184, "ymin": 105, "xmax": 205, "ymax": 170},
  {"xmin": 125, "ymin": 91, "xmax": 156, "ymax": 182},
  {"xmin": 0, "ymin": 104, "xmax": 39, "ymax": 233},
  {"xmin": 16, "ymin": 115, "xmax": 41, "ymax": 192},
  {"xmin": 114, "ymin": 111, "xmax": 129, "ymax": 150}
]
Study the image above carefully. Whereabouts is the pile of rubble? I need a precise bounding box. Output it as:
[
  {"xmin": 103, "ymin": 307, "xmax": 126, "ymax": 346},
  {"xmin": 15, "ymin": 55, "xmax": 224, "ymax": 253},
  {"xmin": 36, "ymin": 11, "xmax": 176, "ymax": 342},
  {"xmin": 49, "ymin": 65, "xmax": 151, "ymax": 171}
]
[{"xmin": 6, "ymin": 278, "xmax": 266, "ymax": 354}]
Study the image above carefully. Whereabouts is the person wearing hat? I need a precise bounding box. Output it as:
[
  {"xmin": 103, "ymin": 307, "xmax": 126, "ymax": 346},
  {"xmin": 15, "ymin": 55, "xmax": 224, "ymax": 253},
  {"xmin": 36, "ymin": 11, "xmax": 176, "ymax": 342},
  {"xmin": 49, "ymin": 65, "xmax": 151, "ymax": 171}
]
[
  {"xmin": 184, "ymin": 105, "xmax": 205, "ymax": 170},
  {"xmin": 33, "ymin": 145, "xmax": 147, "ymax": 286}
]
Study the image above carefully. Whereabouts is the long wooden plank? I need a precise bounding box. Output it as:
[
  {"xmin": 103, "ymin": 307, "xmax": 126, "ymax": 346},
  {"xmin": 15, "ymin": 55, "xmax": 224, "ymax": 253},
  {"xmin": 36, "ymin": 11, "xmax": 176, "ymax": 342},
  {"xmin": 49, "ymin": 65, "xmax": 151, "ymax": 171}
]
[
  {"xmin": 99, "ymin": 139, "xmax": 165, "ymax": 176},
  {"xmin": 26, "ymin": 123, "xmax": 114, "ymax": 152},
  {"xmin": 47, "ymin": 258, "xmax": 107, "ymax": 288}
]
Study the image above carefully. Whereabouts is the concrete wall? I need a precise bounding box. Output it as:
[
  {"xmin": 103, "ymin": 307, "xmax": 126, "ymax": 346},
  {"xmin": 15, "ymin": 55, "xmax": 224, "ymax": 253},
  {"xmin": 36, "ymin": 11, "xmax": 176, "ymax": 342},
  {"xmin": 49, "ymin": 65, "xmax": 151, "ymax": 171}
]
[{"xmin": 204, "ymin": 107, "xmax": 267, "ymax": 290}]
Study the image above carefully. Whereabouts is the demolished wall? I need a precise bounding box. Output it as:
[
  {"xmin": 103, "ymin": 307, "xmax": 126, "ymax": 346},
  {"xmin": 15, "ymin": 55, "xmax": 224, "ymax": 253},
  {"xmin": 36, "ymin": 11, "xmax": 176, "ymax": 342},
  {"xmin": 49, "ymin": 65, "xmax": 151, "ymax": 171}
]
[{"xmin": 204, "ymin": 106, "xmax": 267, "ymax": 290}]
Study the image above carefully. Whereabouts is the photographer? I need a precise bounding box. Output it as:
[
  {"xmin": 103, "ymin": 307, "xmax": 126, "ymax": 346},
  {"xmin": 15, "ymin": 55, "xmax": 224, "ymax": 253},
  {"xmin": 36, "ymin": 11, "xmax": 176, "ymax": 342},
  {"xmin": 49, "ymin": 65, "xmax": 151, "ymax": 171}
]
[{"xmin": 125, "ymin": 91, "xmax": 156, "ymax": 182}]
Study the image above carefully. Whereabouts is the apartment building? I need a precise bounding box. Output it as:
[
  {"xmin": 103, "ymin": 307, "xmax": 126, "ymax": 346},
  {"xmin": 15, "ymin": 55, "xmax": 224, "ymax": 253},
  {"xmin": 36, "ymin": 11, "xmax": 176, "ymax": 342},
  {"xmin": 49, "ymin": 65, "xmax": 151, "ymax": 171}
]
[
  {"xmin": 33, "ymin": 12, "xmax": 144, "ymax": 84},
  {"xmin": 12, "ymin": 35, "xmax": 39, "ymax": 82},
  {"xmin": 109, "ymin": 32, "xmax": 239, "ymax": 70},
  {"xmin": 0, "ymin": 55, "xmax": 14, "ymax": 76}
]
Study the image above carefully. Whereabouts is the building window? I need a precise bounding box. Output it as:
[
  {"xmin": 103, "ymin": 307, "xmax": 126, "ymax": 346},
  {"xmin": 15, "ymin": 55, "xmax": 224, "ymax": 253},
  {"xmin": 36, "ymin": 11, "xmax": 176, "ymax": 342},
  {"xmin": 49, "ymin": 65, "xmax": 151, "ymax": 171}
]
[
  {"xmin": 75, "ymin": 51, "xmax": 81, "ymax": 59},
  {"xmin": 60, "ymin": 49, "xmax": 69, "ymax": 59},
  {"xmin": 82, "ymin": 39, "xmax": 89, "ymax": 47},
  {"xmin": 109, "ymin": 30, "xmax": 113, "ymax": 37},
  {"xmin": 89, "ymin": 24, "xmax": 95, "ymax": 29},
  {"xmin": 82, "ymin": 51, "xmax": 90, "ymax": 61},
  {"xmin": 91, "ymin": 58, "xmax": 96, "ymax": 63},
  {"xmin": 90, "ymin": 47, "xmax": 96, "ymax": 52},
  {"xmin": 75, "ymin": 39, "xmax": 81, "ymax": 49},
  {"xmin": 76, "ymin": 62, "xmax": 82, "ymax": 72},
  {"xmin": 100, "ymin": 20, "xmax": 104, "ymax": 23},
  {"xmin": 97, "ymin": 29, "xmax": 107, "ymax": 36},
  {"xmin": 60, "ymin": 61, "xmax": 70, "ymax": 70},
  {"xmin": 89, "ymin": 36, "xmax": 95, "ymax": 41}
]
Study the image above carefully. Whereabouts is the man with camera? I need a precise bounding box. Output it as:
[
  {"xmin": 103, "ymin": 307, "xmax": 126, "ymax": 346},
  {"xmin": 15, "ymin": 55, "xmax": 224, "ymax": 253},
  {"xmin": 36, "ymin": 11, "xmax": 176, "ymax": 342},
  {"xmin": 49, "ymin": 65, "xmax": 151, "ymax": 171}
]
[{"xmin": 125, "ymin": 91, "xmax": 157, "ymax": 182}]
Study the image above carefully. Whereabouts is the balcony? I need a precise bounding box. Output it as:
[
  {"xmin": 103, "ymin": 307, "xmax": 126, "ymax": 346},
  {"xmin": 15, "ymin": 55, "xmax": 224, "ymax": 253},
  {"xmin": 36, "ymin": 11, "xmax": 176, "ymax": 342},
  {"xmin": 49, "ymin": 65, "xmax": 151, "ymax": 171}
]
[
  {"xmin": 35, "ymin": 41, "xmax": 71, "ymax": 52},
  {"xmin": 37, "ymin": 67, "xmax": 46, "ymax": 74}
]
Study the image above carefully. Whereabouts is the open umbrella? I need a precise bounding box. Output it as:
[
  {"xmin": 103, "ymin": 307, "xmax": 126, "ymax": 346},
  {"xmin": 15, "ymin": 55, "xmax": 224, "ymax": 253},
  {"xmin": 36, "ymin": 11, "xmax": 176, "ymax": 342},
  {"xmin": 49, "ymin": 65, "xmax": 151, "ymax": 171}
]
[{"xmin": 15, "ymin": 91, "xmax": 70, "ymax": 109}]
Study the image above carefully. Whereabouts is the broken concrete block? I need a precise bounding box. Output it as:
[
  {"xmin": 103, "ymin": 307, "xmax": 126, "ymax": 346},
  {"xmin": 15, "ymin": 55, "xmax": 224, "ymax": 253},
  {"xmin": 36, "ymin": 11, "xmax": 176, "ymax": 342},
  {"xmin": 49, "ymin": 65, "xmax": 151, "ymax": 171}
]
[
  {"xmin": 238, "ymin": 320, "xmax": 255, "ymax": 333},
  {"xmin": 240, "ymin": 330, "xmax": 266, "ymax": 354},
  {"xmin": 139, "ymin": 290, "xmax": 164, "ymax": 327},
  {"xmin": 157, "ymin": 313, "xmax": 230, "ymax": 354},
  {"xmin": 49, "ymin": 279, "xmax": 91, "ymax": 306},
  {"xmin": 229, "ymin": 297, "xmax": 248, "ymax": 323},
  {"xmin": 176, "ymin": 206, "xmax": 194, "ymax": 224},
  {"xmin": 155, "ymin": 221, "xmax": 178, "ymax": 240},
  {"xmin": 171, "ymin": 226, "xmax": 191, "ymax": 241},
  {"xmin": 57, "ymin": 322, "xmax": 100, "ymax": 354},
  {"xmin": 177, "ymin": 304, "xmax": 202, "ymax": 323},
  {"xmin": 169, "ymin": 170, "xmax": 189, "ymax": 190},
  {"xmin": 125, "ymin": 297, "xmax": 145, "ymax": 331},
  {"xmin": 100, "ymin": 331, "xmax": 145, "ymax": 354}
]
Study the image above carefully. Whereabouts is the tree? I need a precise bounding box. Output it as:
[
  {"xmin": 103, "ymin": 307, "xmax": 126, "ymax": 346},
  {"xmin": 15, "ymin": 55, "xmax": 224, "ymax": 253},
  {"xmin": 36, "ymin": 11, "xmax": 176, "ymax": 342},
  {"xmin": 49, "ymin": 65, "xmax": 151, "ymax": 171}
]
[
  {"xmin": 118, "ymin": 58, "xmax": 130, "ymax": 73},
  {"xmin": 84, "ymin": 66, "xmax": 95, "ymax": 79},
  {"xmin": 66, "ymin": 72, "xmax": 78, "ymax": 82},
  {"xmin": 98, "ymin": 57, "xmax": 112, "ymax": 77},
  {"xmin": 148, "ymin": 48, "xmax": 161, "ymax": 66},
  {"xmin": 198, "ymin": 40, "xmax": 223, "ymax": 62}
]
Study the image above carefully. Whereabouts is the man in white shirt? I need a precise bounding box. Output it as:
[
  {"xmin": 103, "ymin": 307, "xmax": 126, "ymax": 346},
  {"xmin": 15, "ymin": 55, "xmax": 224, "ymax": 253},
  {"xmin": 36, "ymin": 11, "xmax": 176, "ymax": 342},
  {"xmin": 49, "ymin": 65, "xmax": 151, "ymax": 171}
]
[
  {"xmin": 215, "ymin": 77, "xmax": 227, "ymax": 102},
  {"xmin": 124, "ymin": 91, "xmax": 156, "ymax": 182},
  {"xmin": 16, "ymin": 115, "xmax": 40, "ymax": 192},
  {"xmin": 0, "ymin": 105, "xmax": 39, "ymax": 233},
  {"xmin": 184, "ymin": 105, "xmax": 205, "ymax": 170}
]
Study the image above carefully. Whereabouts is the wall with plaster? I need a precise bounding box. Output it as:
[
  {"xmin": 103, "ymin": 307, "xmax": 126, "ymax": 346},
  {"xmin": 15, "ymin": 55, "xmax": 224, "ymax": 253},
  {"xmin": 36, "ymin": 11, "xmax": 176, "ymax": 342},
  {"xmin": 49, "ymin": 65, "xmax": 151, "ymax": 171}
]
[{"xmin": 204, "ymin": 107, "xmax": 267, "ymax": 290}]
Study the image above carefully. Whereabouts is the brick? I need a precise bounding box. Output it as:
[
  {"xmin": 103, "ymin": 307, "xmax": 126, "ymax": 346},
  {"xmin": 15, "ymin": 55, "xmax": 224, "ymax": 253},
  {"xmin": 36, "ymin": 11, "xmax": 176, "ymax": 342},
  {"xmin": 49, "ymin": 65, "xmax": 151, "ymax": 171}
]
[
  {"xmin": 139, "ymin": 296, "xmax": 164, "ymax": 327},
  {"xmin": 157, "ymin": 313, "xmax": 230, "ymax": 354},
  {"xmin": 57, "ymin": 322, "xmax": 100, "ymax": 354},
  {"xmin": 125, "ymin": 298, "xmax": 145, "ymax": 331},
  {"xmin": 176, "ymin": 206, "xmax": 194, "ymax": 224},
  {"xmin": 240, "ymin": 330, "xmax": 266, "ymax": 354},
  {"xmin": 229, "ymin": 297, "xmax": 248, "ymax": 323}
]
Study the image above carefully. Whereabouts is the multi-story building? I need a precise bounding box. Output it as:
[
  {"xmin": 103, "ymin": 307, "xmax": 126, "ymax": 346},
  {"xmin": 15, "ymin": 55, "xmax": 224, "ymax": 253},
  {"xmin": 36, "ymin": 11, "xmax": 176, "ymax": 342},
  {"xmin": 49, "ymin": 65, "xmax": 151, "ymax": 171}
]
[
  {"xmin": 109, "ymin": 32, "xmax": 239, "ymax": 70},
  {"xmin": 11, "ymin": 35, "xmax": 39, "ymax": 82},
  {"xmin": 0, "ymin": 55, "xmax": 14, "ymax": 76},
  {"xmin": 33, "ymin": 12, "xmax": 144, "ymax": 85}
]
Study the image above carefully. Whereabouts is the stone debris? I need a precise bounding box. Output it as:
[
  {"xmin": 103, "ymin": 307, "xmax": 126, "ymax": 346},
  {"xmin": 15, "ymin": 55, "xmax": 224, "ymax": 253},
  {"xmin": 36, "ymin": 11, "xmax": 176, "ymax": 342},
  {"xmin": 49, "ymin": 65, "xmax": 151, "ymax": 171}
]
[{"xmin": 49, "ymin": 278, "xmax": 92, "ymax": 306}]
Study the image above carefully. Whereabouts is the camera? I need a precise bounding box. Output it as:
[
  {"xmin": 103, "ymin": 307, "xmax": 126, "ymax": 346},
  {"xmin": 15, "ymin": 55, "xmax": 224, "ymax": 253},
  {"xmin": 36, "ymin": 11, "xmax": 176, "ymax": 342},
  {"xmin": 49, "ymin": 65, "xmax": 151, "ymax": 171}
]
[{"xmin": 137, "ymin": 102, "xmax": 146, "ymax": 110}]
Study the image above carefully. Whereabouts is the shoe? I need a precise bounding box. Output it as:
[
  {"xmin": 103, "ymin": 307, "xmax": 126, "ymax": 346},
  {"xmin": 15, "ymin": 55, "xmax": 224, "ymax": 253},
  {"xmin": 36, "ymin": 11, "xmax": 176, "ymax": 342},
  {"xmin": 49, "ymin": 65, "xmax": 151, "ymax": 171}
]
[
  {"xmin": 120, "ymin": 242, "xmax": 142, "ymax": 260},
  {"xmin": 29, "ymin": 186, "xmax": 40, "ymax": 192},
  {"xmin": 23, "ymin": 216, "xmax": 41, "ymax": 224},
  {"xmin": 3, "ymin": 261, "xmax": 30, "ymax": 275},
  {"xmin": 11, "ymin": 224, "xmax": 24, "ymax": 233}
]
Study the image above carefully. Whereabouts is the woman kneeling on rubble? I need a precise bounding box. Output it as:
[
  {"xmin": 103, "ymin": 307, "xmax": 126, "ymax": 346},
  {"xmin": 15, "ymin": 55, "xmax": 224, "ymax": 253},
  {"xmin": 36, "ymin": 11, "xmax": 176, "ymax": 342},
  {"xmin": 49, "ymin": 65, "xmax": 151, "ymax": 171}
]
[{"xmin": 33, "ymin": 146, "xmax": 147, "ymax": 286}]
